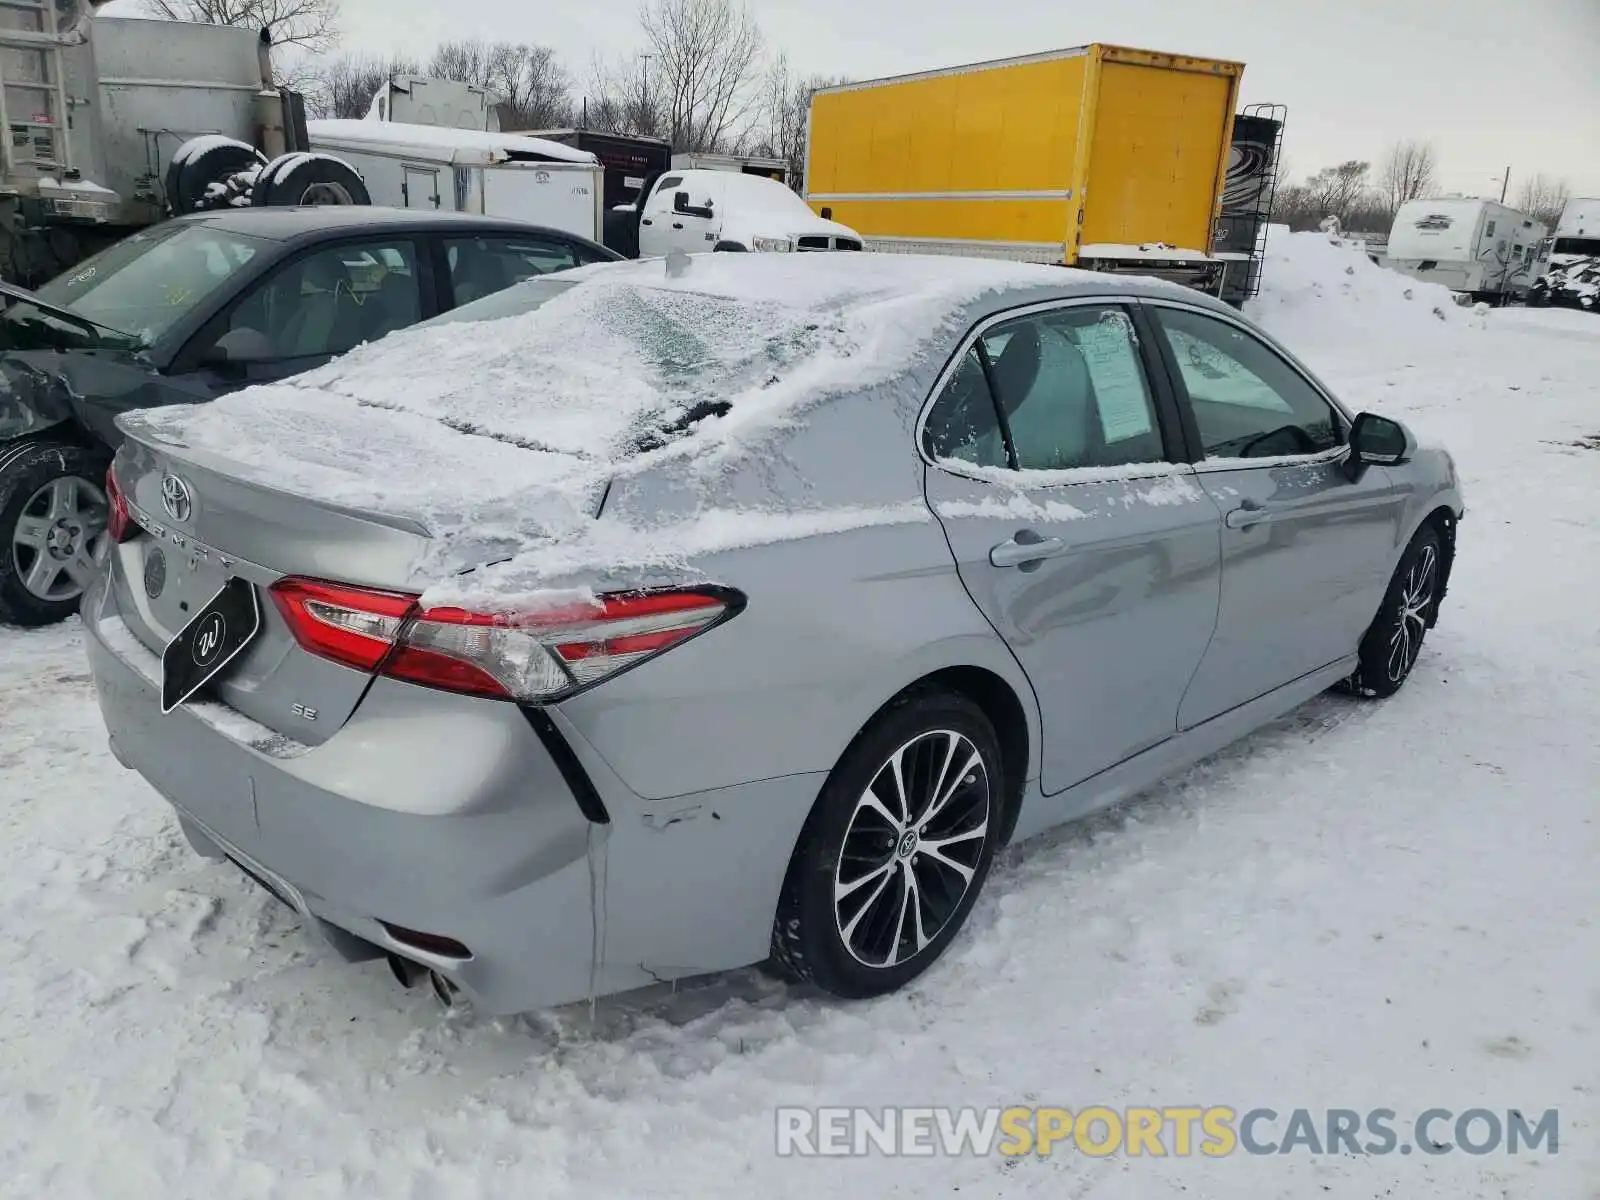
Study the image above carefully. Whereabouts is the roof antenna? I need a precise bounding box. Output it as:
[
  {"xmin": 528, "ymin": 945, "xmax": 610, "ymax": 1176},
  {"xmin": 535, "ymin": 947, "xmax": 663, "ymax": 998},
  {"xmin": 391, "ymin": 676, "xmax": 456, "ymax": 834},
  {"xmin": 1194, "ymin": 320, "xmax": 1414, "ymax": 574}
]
[{"xmin": 664, "ymin": 249, "xmax": 691, "ymax": 279}]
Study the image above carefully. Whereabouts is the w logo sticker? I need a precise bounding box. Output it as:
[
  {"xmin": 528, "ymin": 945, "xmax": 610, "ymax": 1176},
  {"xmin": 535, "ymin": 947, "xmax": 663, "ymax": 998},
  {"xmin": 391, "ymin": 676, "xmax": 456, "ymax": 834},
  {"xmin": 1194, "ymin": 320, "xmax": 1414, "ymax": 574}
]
[{"xmin": 192, "ymin": 612, "xmax": 227, "ymax": 667}]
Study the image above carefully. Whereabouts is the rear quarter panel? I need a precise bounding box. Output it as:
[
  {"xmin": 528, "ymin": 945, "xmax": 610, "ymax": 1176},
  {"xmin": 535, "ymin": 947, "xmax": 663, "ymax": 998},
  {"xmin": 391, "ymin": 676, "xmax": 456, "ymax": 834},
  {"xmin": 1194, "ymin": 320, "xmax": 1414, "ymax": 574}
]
[
  {"xmin": 555, "ymin": 372, "xmax": 1042, "ymax": 801},
  {"xmin": 555, "ymin": 521, "xmax": 1038, "ymax": 801}
]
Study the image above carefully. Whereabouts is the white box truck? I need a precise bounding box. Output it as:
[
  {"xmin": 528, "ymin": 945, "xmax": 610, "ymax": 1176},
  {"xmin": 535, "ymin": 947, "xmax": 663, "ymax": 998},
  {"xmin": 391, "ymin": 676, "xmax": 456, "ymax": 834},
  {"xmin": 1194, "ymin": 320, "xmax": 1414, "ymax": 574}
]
[
  {"xmin": 1385, "ymin": 198, "xmax": 1549, "ymax": 301},
  {"xmin": 305, "ymin": 119, "xmax": 604, "ymax": 241},
  {"xmin": 364, "ymin": 76, "xmax": 498, "ymax": 131}
]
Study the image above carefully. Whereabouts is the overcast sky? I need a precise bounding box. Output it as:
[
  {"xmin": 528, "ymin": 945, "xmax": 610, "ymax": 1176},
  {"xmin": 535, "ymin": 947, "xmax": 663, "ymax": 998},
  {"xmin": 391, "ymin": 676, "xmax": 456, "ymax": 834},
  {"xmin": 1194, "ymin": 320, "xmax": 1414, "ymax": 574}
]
[{"xmin": 108, "ymin": 0, "xmax": 1600, "ymax": 199}]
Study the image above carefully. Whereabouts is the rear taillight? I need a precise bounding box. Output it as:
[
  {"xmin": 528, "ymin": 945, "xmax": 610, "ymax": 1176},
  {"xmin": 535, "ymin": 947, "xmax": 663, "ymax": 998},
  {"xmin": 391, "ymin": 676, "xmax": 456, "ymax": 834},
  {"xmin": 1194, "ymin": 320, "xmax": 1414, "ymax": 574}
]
[
  {"xmin": 269, "ymin": 578, "xmax": 416, "ymax": 672},
  {"xmin": 269, "ymin": 577, "xmax": 739, "ymax": 702},
  {"xmin": 106, "ymin": 465, "xmax": 136, "ymax": 543}
]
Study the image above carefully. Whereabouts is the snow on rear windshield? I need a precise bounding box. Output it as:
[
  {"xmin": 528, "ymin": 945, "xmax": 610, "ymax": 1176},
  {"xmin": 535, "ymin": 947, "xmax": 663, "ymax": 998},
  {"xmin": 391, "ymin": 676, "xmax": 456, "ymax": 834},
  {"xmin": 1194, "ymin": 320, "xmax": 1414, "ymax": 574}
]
[{"xmin": 297, "ymin": 273, "xmax": 861, "ymax": 462}]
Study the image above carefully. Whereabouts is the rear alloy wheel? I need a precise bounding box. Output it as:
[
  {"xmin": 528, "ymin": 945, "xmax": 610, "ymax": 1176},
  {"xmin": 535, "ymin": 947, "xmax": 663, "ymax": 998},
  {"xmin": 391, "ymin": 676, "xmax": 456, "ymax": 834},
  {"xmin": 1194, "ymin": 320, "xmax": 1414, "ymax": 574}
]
[
  {"xmin": 1346, "ymin": 525, "xmax": 1442, "ymax": 698},
  {"xmin": 0, "ymin": 441, "xmax": 110, "ymax": 626},
  {"xmin": 771, "ymin": 692, "xmax": 1003, "ymax": 998}
]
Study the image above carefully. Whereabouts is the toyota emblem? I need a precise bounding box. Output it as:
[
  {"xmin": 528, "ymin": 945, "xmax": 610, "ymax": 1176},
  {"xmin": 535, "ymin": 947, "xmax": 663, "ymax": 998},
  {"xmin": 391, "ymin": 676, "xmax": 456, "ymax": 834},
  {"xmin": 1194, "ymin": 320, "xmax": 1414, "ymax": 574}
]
[{"xmin": 160, "ymin": 473, "xmax": 193, "ymax": 522}]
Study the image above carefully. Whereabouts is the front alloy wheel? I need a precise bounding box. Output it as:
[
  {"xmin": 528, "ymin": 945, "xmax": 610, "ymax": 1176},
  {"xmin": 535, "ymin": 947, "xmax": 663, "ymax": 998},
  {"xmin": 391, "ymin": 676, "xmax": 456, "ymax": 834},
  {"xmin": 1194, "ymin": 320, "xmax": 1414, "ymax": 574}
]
[
  {"xmin": 771, "ymin": 691, "xmax": 1004, "ymax": 998},
  {"xmin": 1347, "ymin": 524, "xmax": 1444, "ymax": 698},
  {"xmin": 1386, "ymin": 540, "xmax": 1437, "ymax": 685}
]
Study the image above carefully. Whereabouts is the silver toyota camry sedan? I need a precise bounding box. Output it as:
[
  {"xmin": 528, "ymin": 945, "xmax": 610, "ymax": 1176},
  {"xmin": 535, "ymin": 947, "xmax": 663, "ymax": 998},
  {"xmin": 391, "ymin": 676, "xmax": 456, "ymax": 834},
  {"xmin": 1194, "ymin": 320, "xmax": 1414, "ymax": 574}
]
[{"xmin": 82, "ymin": 252, "xmax": 1463, "ymax": 1015}]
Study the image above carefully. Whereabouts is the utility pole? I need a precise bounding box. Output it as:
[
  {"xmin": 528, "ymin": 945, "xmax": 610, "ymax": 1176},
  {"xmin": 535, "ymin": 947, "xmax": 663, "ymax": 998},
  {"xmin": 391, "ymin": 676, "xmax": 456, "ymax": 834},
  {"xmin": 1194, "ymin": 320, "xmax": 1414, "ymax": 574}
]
[
  {"xmin": 1499, "ymin": 165, "xmax": 1510, "ymax": 204},
  {"xmin": 640, "ymin": 53, "xmax": 654, "ymax": 134}
]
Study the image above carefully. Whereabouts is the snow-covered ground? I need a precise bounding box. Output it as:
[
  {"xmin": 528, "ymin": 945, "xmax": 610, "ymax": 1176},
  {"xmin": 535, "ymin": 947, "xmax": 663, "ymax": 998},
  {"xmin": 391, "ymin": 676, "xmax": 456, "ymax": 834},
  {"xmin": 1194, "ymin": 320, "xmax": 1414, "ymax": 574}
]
[{"xmin": 2, "ymin": 233, "xmax": 1598, "ymax": 1198}]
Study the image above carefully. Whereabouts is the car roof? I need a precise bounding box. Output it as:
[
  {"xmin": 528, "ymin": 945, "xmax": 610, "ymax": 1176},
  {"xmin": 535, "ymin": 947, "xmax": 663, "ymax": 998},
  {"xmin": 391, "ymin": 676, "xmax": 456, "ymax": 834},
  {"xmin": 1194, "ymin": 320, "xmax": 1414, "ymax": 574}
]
[
  {"xmin": 168, "ymin": 205, "xmax": 611, "ymax": 250},
  {"xmin": 553, "ymin": 249, "xmax": 1233, "ymax": 319}
]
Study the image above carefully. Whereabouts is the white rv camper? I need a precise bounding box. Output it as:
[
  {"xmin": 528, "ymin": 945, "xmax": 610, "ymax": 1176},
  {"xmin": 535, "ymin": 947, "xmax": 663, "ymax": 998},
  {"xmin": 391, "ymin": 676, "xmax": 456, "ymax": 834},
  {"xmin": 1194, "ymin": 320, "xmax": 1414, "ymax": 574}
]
[
  {"xmin": 1385, "ymin": 198, "xmax": 1549, "ymax": 301},
  {"xmin": 305, "ymin": 120, "xmax": 604, "ymax": 241}
]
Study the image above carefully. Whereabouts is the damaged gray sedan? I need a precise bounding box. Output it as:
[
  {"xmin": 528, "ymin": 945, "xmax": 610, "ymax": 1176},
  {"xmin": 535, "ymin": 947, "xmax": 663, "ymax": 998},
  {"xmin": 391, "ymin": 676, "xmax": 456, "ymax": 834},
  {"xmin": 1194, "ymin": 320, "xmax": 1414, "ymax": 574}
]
[{"xmin": 84, "ymin": 250, "xmax": 1463, "ymax": 1016}]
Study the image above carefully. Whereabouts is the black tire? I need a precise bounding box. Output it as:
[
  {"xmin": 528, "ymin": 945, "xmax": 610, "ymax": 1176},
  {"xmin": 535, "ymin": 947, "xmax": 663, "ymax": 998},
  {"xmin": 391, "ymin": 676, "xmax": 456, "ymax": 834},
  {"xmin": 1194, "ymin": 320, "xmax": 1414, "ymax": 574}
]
[
  {"xmin": 167, "ymin": 137, "xmax": 267, "ymax": 216},
  {"xmin": 0, "ymin": 440, "xmax": 111, "ymax": 627},
  {"xmin": 770, "ymin": 690, "xmax": 1004, "ymax": 998},
  {"xmin": 1346, "ymin": 525, "xmax": 1443, "ymax": 699},
  {"xmin": 252, "ymin": 153, "xmax": 371, "ymax": 208}
]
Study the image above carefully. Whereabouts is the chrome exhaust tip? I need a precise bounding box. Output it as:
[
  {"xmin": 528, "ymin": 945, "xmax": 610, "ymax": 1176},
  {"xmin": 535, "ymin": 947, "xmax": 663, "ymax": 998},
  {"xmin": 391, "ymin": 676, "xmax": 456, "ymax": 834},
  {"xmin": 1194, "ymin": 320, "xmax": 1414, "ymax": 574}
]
[
  {"xmin": 386, "ymin": 952, "xmax": 424, "ymax": 989},
  {"xmin": 428, "ymin": 970, "xmax": 460, "ymax": 1009}
]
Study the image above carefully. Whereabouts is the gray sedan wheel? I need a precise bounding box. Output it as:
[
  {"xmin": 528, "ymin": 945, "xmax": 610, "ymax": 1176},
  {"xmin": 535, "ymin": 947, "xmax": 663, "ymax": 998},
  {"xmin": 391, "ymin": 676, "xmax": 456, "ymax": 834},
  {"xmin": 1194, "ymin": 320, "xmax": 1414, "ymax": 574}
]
[
  {"xmin": 0, "ymin": 441, "xmax": 110, "ymax": 626},
  {"xmin": 1346, "ymin": 524, "xmax": 1443, "ymax": 699},
  {"xmin": 770, "ymin": 690, "xmax": 1004, "ymax": 998}
]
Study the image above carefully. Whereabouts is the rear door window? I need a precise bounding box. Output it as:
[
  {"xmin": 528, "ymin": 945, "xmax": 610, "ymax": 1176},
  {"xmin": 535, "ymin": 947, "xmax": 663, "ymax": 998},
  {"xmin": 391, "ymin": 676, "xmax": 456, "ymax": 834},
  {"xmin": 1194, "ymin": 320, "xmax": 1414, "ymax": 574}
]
[
  {"xmin": 208, "ymin": 239, "xmax": 422, "ymax": 364},
  {"xmin": 445, "ymin": 235, "xmax": 586, "ymax": 307},
  {"xmin": 924, "ymin": 305, "xmax": 1166, "ymax": 472}
]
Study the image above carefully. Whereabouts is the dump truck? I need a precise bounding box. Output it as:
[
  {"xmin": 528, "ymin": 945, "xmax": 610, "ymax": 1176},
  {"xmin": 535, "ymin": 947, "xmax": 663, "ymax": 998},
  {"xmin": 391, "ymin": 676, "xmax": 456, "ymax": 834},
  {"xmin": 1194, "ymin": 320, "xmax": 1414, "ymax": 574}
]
[
  {"xmin": 804, "ymin": 44, "xmax": 1247, "ymax": 295},
  {"xmin": 0, "ymin": 2, "xmax": 365, "ymax": 286}
]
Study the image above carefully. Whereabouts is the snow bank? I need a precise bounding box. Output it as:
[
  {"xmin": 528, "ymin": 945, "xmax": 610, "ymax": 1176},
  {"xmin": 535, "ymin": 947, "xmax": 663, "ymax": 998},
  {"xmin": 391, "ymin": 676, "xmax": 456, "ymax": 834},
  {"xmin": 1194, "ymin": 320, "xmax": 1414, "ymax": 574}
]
[{"xmin": 1246, "ymin": 226, "xmax": 1467, "ymax": 355}]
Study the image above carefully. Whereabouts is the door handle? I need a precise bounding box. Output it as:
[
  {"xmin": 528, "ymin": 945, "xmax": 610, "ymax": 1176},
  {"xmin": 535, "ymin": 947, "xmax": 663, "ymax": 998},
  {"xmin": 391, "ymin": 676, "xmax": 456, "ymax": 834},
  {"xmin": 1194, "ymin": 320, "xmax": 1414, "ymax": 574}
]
[
  {"xmin": 1224, "ymin": 502, "xmax": 1270, "ymax": 530},
  {"xmin": 672, "ymin": 221, "xmax": 684, "ymax": 229},
  {"xmin": 641, "ymin": 218, "xmax": 653, "ymax": 225},
  {"xmin": 990, "ymin": 532, "xmax": 1067, "ymax": 568}
]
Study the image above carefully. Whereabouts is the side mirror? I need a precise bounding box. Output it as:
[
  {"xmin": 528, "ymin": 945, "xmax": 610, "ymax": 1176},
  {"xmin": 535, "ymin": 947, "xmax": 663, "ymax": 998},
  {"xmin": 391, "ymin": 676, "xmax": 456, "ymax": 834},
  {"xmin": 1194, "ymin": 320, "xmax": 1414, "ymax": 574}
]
[
  {"xmin": 819, "ymin": 206, "xmax": 833, "ymax": 219},
  {"xmin": 673, "ymin": 191, "xmax": 714, "ymax": 219},
  {"xmin": 1344, "ymin": 412, "xmax": 1415, "ymax": 481}
]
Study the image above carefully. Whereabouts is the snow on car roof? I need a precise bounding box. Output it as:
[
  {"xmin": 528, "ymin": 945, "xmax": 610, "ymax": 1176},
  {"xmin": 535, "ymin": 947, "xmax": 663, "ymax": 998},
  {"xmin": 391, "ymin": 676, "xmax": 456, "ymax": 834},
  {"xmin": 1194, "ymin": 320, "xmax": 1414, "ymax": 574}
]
[
  {"xmin": 305, "ymin": 119, "xmax": 597, "ymax": 166},
  {"xmin": 118, "ymin": 255, "xmax": 1079, "ymax": 585}
]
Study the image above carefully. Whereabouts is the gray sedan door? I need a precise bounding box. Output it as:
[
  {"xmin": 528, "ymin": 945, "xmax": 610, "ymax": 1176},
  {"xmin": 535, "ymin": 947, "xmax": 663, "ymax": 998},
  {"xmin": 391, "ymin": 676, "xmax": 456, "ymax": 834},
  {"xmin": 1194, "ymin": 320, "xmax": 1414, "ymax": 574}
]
[
  {"xmin": 1144, "ymin": 301, "xmax": 1409, "ymax": 728},
  {"xmin": 922, "ymin": 301, "xmax": 1223, "ymax": 796}
]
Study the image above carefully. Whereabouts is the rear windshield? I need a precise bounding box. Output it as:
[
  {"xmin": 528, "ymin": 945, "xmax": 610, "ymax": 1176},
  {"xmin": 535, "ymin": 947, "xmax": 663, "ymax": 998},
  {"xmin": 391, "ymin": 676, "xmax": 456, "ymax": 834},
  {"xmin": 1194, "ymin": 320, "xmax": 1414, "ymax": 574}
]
[
  {"xmin": 1554, "ymin": 237, "xmax": 1600, "ymax": 257},
  {"xmin": 34, "ymin": 222, "xmax": 267, "ymax": 346},
  {"xmin": 418, "ymin": 275, "xmax": 579, "ymax": 328}
]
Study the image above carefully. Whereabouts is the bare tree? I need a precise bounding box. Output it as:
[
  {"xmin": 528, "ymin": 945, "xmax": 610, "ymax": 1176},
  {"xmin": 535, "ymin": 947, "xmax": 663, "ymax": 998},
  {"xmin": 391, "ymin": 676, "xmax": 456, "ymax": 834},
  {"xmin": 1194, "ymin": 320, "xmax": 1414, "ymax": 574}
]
[
  {"xmin": 307, "ymin": 53, "xmax": 420, "ymax": 119},
  {"xmin": 1302, "ymin": 160, "xmax": 1374, "ymax": 228},
  {"xmin": 1379, "ymin": 139, "xmax": 1438, "ymax": 220},
  {"xmin": 492, "ymin": 45, "xmax": 577, "ymax": 130},
  {"xmin": 588, "ymin": 0, "xmax": 763, "ymax": 152},
  {"xmin": 745, "ymin": 55, "xmax": 847, "ymax": 189},
  {"xmin": 585, "ymin": 53, "xmax": 667, "ymax": 140},
  {"xmin": 428, "ymin": 39, "xmax": 494, "ymax": 88},
  {"xmin": 1516, "ymin": 173, "xmax": 1571, "ymax": 226},
  {"xmin": 140, "ymin": 0, "xmax": 338, "ymax": 54},
  {"xmin": 424, "ymin": 40, "xmax": 576, "ymax": 130}
]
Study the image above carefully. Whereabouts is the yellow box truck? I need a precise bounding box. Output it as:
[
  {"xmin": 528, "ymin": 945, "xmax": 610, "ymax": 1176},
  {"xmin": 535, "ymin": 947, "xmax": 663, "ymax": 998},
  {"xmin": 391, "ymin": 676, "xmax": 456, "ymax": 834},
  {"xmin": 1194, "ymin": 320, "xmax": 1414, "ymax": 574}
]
[{"xmin": 804, "ymin": 44, "xmax": 1244, "ymax": 293}]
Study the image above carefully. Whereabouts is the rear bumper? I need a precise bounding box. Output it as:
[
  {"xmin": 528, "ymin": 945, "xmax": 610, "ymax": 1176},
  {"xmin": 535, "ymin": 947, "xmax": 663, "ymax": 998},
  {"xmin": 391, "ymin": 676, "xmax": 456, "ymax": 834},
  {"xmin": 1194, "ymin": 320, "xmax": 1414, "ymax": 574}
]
[
  {"xmin": 83, "ymin": 572, "xmax": 822, "ymax": 1015},
  {"xmin": 84, "ymin": 590, "xmax": 600, "ymax": 1014}
]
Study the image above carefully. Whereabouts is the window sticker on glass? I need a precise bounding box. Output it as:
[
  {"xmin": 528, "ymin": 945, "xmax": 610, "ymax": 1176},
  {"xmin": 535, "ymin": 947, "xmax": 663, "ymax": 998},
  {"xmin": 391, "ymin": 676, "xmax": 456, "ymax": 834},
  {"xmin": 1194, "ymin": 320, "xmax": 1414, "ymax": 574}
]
[{"xmin": 1068, "ymin": 313, "xmax": 1154, "ymax": 444}]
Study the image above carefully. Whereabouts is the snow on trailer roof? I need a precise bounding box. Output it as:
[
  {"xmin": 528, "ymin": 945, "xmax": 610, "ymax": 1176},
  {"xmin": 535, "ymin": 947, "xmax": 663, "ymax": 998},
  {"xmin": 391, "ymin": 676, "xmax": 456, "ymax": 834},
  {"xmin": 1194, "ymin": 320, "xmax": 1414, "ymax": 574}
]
[{"xmin": 305, "ymin": 119, "xmax": 597, "ymax": 166}]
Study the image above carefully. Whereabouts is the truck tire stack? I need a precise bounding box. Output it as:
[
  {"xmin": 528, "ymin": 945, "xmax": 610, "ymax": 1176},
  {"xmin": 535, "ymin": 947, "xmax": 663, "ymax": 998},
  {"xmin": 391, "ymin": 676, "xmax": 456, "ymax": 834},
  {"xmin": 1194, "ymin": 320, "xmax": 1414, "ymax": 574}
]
[{"xmin": 166, "ymin": 136, "xmax": 370, "ymax": 215}]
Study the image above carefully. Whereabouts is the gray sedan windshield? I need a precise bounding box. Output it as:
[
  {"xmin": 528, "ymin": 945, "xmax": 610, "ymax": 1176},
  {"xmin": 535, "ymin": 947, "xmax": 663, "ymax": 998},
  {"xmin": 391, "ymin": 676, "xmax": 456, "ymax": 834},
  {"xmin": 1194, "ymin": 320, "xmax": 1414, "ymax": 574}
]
[{"xmin": 33, "ymin": 223, "xmax": 266, "ymax": 346}]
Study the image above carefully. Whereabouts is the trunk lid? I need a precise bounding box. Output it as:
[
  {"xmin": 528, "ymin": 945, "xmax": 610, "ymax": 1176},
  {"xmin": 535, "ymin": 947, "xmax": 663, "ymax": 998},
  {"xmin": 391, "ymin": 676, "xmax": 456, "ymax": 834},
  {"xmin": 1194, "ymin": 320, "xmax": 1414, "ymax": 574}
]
[{"xmin": 109, "ymin": 433, "xmax": 464, "ymax": 743}]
